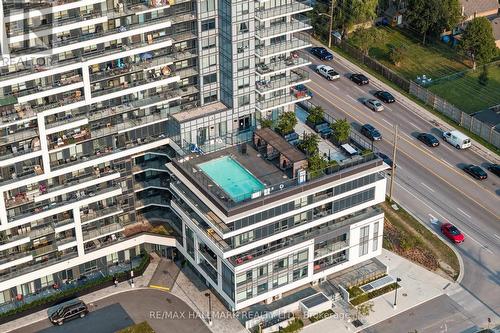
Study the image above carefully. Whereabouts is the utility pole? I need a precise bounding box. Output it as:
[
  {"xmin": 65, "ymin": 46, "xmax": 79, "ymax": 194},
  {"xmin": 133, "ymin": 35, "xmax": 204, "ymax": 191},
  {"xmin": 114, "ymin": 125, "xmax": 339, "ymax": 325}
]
[
  {"xmin": 388, "ymin": 125, "xmax": 398, "ymax": 202},
  {"xmin": 328, "ymin": 0, "xmax": 335, "ymax": 48}
]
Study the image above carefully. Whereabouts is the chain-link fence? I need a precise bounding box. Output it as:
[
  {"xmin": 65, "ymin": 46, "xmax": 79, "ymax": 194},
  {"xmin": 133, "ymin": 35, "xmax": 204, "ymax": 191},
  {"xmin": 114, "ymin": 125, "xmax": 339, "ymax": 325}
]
[{"xmin": 410, "ymin": 82, "xmax": 500, "ymax": 148}]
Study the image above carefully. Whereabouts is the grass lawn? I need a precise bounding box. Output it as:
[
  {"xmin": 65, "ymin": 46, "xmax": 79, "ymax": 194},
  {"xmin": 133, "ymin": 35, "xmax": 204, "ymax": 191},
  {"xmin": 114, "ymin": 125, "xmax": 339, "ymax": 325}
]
[
  {"xmin": 117, "ymin": 322, "xmax": 155, "ymax": 333},
  {"xmin": 382, "ymin": 200, "xmax": 460, "ymax": 281},
  {"xmin": 429, "ymin": 62, "xmax": 500, "ymax": 113},
  {"xmin": 350, "ymin": 27, "xmax": 467, "ymax": 81}
]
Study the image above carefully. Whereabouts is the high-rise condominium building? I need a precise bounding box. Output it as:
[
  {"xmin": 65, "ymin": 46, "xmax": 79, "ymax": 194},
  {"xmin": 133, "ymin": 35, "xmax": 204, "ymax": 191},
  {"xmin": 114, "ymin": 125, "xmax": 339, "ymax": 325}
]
[{"xmin": 0, "ymin": 0, "xmax": 386, "ymax": 313}]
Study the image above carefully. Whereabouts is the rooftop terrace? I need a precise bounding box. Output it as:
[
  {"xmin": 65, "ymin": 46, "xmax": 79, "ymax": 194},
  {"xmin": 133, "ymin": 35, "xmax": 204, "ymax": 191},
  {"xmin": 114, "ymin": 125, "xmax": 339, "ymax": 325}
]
[{"xmin": 170, "ymin": 127, "xmax": 385, "ymax": 217}]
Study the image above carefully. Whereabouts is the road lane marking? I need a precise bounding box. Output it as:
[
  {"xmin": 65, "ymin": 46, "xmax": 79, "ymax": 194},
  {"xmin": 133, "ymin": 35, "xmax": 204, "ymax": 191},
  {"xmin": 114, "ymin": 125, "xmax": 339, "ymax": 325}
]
[
  {"xmin": 456, "ymin": 207, "xmax": 472, "ymax": 219},
  {"xmin": 494, "ymin": 234, "xmax": 500, "ymax": 240},
  {"xmin": 347, "ymin": 95, "xmax": 358, "ymax": 103},
  {"xmin": 308, "ymin": 82, "xmax": 500, "ymax": 220},
  {"xmin": 149, "ymin": 285, "xmax": 170, "ymax": 291},
  {"xmin": 382, "ymin": 118, "xmax": 393, "ymax": 127},
  {"xmin": 441, "ymin": 158, "xmax": 453, "ymax": 167},
  {"xmin": 403, "ymin": 133, "xmax": 415, "ymax": 140},
  {"xmin": 407, "ymin": 121, "xmax": 420, "ymax": 130},
  {"xmin": 421, "ymin": 182, "xmax": 435, "ymax": 193}
]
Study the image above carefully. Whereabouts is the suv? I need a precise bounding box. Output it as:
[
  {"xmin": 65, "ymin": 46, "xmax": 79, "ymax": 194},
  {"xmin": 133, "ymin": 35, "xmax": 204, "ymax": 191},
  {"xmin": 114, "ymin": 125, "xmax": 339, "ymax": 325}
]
[
  {"xmin": 316, "ymin": 65, "xmax": 340, "ymax": 81},
  {"xmin": 310, "ymin": 47, "xmax": 333, "ymax": 61},
  {"xmin": 360, "ymin": 124, "xmax": 382, "ymax": 141},
  {"xmin": 49, "ymin": 300, "xmax": 89, "ymax": 326}
]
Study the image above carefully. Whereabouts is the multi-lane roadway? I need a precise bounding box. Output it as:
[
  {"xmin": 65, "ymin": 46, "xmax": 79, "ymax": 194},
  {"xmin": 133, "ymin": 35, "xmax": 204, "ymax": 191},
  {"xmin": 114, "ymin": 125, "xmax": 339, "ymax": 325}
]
[{"xmin": 299, "ymin": 45, "xmax": 500, "ymax": 329}]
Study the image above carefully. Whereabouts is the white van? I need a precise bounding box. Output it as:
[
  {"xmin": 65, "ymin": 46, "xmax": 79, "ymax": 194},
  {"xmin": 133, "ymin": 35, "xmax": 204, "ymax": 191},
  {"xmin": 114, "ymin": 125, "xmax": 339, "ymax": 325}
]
[{"xmin": 442, "ymin": 130, "xmax": 471, "ymax": 149}]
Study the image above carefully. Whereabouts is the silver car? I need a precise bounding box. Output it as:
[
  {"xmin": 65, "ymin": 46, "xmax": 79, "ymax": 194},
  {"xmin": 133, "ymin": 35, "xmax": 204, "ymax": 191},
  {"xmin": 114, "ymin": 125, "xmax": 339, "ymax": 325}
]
[{"xmin": 364, "ymin": 99, "xmax": 384, "ymax": 112}]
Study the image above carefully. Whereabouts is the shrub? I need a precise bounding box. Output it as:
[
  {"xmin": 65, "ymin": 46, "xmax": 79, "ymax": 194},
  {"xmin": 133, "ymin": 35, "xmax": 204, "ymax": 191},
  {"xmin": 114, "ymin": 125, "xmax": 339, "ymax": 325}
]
[
  {"xmin": 350, "ymin": 283, "xmax": 399, "ymax": 306},
  {"xmin": 309, "ymin": 309, "xmax": 335, "ymax": 323}
]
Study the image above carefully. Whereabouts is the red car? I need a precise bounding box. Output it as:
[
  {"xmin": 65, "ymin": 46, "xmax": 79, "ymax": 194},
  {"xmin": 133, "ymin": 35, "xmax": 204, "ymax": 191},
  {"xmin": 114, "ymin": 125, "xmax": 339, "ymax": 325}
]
[{"xmin": 441, "ymin": 222, "xmax": 464, "ymax": 244}]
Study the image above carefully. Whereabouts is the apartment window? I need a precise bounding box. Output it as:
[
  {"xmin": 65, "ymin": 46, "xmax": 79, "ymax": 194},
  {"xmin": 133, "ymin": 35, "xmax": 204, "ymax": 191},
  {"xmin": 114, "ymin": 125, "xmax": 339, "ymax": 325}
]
[
  {"xmin": 236, "ymin": 230, "xmax": 254, "ymax": 247},
  {"xmin": 40, "ymin": 275, "xmax": 54, "ymax": 288},
  {"xmin": 237, "ymin": 77, "xmax": 250, "ymax": 89},
  {"xmin": 202, "ymin": 36, "xmax": 216, "ymax": 50},
  {"xmin": 237, "ymin": 58, "xmax": 250, "ymax": 70},
  {"xmin": 293, "ymin": 211, "xmax": 308, "ymax": 226},
  {"xmin": 372, "ymin": 222, "xmax": 379, "ymax": 252},
  {"xmin": 201, "ymin": 54, "xmax": 217, "ymax": 68},
  {"xmin": 237, "ymin": 3, "xmax": 249, "ymax": 15},
  {"xmin": 239, "ymin": 21, "xmax": 249, "ymax": 34},
  {"xmin": 333, "ymin": 188, "xmax": 375, "ymax": 213},
  {"xmin": 201, "ymin": 19, "xmax": 216, "ymax": 31},
  {"xmin": 238, "ymin": 94, "xmax": 250, "ymax": 106},
  {"xmin": 200, "ymin": 0, "xmax": 215, "ymax": 12},
  {"xmin": 292, "ymin": 267, "xmax": 308, "ymax": 282},
  {"xmin": 334, "ymin": 174, "xmax": 377, "ymax": 196},
  {"xmin": 294, "ymin": 196, "xmax": 308, "ymax": 209},
  {"xmin": 273, "ymin": 258, "xmax": 288, "ymax": 272},
  {"xmin": 257, "ymin": 264, "xmax": 268, "ymax": 278},
  {"xmin": 203, "ymin": 91, "xmax": 218, "ymax": 103},
  {"xmin": 274, "ymin": 219, "xmax": 288, "ymax": 233},
  {"xmin": 293, "ymin": 249, "xmax": 308, "ymax": 264},
  {"xmin": 237, "ymin": 40, "xmax": 249, "ymax": 53},
  {"xmin": 203, "ymin": 73, "xmax": 217, "ymax": 85},
  {"xmin": 359, "ymin": 225, "xmax": 370, "ymax": 256},
  {"xmin": 257, "ymin": 282, "xmax": 268, "ymax": 295}
]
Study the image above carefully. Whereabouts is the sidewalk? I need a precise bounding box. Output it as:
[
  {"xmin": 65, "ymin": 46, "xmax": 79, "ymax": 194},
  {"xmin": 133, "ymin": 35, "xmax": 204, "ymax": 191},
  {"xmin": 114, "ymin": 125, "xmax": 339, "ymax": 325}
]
[
  {"xmin": 302, "ymin": 249, "xmax": 452, "ymax": 333},
  {"xmin": 0, "ymin": 253, "xmax": 162, "ymax": 333},
  {"xmin": 309, "ymin": 38, "xmax": 499, "ymax": 164}
]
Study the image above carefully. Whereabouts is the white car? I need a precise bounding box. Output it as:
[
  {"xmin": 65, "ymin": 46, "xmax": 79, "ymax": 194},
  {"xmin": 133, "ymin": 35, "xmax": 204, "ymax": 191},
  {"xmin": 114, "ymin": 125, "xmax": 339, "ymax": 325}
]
[
  {"xmin": 364, "ymin": 98, "xmax": 384, "ymax": 112},
  {"xmin": 316, "ymin": 65, "xmax": 340, "ymax": 81}
]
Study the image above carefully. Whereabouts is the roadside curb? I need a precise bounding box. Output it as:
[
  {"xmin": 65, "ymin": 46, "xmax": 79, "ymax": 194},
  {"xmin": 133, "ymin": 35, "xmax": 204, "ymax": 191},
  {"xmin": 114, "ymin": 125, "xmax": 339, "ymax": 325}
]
[
  {"xmin": 388, "ymin": 198, "xmax": 465, "ymax": 284},
  {"xmin": 309, "ymin": 38, "xmax": 499, "ymax": 162}
]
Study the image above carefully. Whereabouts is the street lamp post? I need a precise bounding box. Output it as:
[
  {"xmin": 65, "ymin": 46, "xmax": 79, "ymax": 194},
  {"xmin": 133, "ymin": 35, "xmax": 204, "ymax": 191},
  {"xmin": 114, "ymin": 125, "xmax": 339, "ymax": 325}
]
[
  {"xmin": 393, "ymin": 277, "xmax": 402, "ymax": 309},
  {"xmin": 130, "ymin": 260, "xmax": 134, "ymax": 288},
  {"xmin": 204, "ymin": 292, "xmax": 212, "ymax": 326}
]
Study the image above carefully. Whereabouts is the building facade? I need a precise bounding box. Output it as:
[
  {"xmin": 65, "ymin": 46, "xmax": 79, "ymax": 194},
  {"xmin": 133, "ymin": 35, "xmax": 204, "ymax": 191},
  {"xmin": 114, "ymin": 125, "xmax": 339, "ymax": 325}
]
[{"xmin": 0, "ymin": 0, "xmax": 386, "ymax": 314}]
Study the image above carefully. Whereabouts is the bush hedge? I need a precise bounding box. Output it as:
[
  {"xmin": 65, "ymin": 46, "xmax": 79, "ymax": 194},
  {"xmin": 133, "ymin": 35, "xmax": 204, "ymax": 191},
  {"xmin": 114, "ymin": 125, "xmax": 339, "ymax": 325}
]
[
  {"xmin": 309, "ymin": 309, "xmax": 335, "ymax": 323},
  {"xmin": 0, "ymin": 253, "xmax": 150, "ymax": 323},
  {"xmin": 350, "ymin": 283, "xmax": 399, "ymax": 306}
]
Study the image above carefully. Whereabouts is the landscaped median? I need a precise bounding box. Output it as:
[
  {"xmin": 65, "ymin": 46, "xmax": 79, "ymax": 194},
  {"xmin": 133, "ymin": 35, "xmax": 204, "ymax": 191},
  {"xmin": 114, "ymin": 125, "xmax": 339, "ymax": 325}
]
[{"xmin": 382, "ymin": 200, "xmax": 460, "ymax": 281}]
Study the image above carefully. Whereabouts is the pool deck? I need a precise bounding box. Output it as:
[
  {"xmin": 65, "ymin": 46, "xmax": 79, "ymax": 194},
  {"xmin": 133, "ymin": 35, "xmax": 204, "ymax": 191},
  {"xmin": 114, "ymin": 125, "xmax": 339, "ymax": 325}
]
[{"xmin": 190, "ymin": 144, "xmax": 291, "ymax": 188}]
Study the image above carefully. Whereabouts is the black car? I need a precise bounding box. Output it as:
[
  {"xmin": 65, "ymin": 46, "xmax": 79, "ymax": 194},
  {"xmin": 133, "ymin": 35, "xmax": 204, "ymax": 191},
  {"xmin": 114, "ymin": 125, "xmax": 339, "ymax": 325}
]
[
  {"xmin": 361, "ymin": 124, "xmax": 382, "ymax": 141},
  {"xmin": 463, "ymin": 164, "xmax": 487, "ymax": 180},
  {"xmin": 374, "ymin": 91, "xmax": 395, "ymax": 103},
  {"xmin": 350, "ymin": 74, "xmax": 369, "ymax": 85},
  {"xmin": 310, "ymin": 47, "xmax": 333, "ymax": 61},
  {"xmin": 487, "ymin": 164, "xmax": 500, "ymax": 177},
  {"xmin": 417, "ymin": 133, "xmax": 439, "ymax": 147},
  {"xmin": 376, "ymin": 152, "xmax": 394, "ymax": 168},
  {"xmin": 49, "ymin": 300, "xmax": 89, "ymax": 326}
]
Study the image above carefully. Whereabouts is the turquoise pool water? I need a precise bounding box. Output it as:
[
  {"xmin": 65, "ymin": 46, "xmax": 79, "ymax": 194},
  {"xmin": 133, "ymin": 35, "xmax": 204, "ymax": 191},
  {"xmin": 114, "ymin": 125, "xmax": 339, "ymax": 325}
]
[{"xmin": 198, "ymin": 156, "xmax": 265, "ymax": 202}]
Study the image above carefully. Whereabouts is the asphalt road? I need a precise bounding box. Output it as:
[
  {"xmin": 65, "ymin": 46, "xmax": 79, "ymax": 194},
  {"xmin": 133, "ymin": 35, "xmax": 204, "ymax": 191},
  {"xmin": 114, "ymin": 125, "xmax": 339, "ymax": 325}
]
[
  {"xmin": 11, "ymin": 289, "xmax": 209, "ymax": 333},
  {"xmin": 299, "ymin": 47, "xmax": 500, "ymax": 326}
]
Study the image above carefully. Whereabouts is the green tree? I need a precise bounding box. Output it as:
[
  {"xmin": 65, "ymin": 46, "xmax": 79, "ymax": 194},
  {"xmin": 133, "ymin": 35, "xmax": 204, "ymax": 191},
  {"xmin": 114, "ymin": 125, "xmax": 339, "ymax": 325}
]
[
  {"xmin": 459, "ymin": 17, "xmax": 497, "ymax": 70},
  {"xmin": 275, "ymin": 111, "xmax": 297, "ymax": 135},
  {"xmin": 310, "ymin": 2, "xmax": 330, "ymax": 41},
  {"xmin": 357, "ymin": 301, "xmax": 375, "ymax": 317},
  {"xmin": 330, "ymin": 118, "xmax": 351, "ymax": 144},
  {"xmin": 335, "ymin": 0, "xmax": 379, "ymax": 37},
  {"xmin": 259, "ymin": 117, "xmax": 273, "ymax": 129},
  {"xmin": 306, "ymin": 106, "xmax": 325, "ymax": 124},
  {"xmin": 298, "ymin": 133, "xmax": 319, "ymax": 156},
  {"xmin": 388, "ymin": 43, "xmax": 408, "ymax": 66},
  {"xmin": 351, "ymin": 28, "xmax": 387, "ymax": 55},
  {"xmin": 307, "ymin": 153, "xmax": 329, "ymax": 178},
  {"xmin": 478, "ymin": 65, "xmax": 489, "ymax": 86},
  {"xmin": 405, "ymin": 0, "xmax": 462, "ymax": 44}
]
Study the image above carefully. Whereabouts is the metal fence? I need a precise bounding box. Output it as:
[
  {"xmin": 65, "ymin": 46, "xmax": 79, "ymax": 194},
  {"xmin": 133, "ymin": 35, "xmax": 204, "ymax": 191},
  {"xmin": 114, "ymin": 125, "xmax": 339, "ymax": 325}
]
[
  {"xmin": 410, "ymin": 82, "xmax": 500, "ymax": 148},
  {"xmin": 337, "ymin": 40, "xmax": 500, "ymax": 149}
]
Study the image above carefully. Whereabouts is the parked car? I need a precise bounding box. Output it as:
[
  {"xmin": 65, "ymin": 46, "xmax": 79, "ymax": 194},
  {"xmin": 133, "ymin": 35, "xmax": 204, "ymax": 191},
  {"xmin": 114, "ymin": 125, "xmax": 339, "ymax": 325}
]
[
  {"xmin": 364, "ymin": 99, "xmax": 384, "ymax": 112},
  {"xmin": 487, "ymin": 164, "xmax": 500, "ymax": 177},
  {"xmin": 441, "ymin": 222, "xmax": 464, "ymax": 244},
  {"xmin": 376, "ymin": 152, "xmax": 394, "ymax": 168},
  {"xmin": 49, "ymin": 300, "xmax": 89, "ymax": 326},
  {"xmin": 463, "ymin": 164, "xmax": 487, "ymax": 180},
  {"xmin": 442, "ymin": 130, "xmax": 471, "ymax": 149},
  {"xmin": 417, "ymin": 133, "xmax": 439, "ymax": 147},
  {"xmin": 316, "ymin": 65, "xmax": 340, "ymax": 81},
  {"xmin": 349, "ymin": 73, "xmax": 369, "ymax": 85},
  {"xmin": 360, "ymin": 124, "xmax": 382, "ymax": 141},
  {"xmin": 310, "ymin": 47, "xmax": 333, "ymax": 61},
  {"xmin": 374, "ymin": 90, "xmax": 395, "ymax": 103}
]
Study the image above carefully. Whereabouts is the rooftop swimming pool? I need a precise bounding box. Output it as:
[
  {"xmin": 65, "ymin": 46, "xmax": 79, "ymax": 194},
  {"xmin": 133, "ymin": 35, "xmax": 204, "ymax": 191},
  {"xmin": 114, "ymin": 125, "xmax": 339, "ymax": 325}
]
[{"xmin": 198, "ymin": 156, "xmax": 265, "ymax": 202}]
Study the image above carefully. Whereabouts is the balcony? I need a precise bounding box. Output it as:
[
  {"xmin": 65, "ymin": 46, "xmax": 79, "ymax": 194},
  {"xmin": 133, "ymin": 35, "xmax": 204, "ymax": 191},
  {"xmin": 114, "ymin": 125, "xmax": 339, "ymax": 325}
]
[
  {"xmin": 3, "ymin": 0, "xmax": 80, "ymax": 16},
  {"xmin": 256, "ymin": 54, "xmax": 310, "ymax": 76},
  {"xmin": 256, "ymin": 68, "xmax": 310, "ymax": 94},
  {"xmin": 107, "ymin": 1, "xmax": 171, "ymax": 19},
  {"xmin": 255, "ymin": 16, "xmax": 311, "ymax": 40},
  {"xmin": 81, "ymin": 205, "xmax": 123, "ymax": 225},
  {"xmin": 255, "ymin": 0, "xmax": 312, "ymax": 21},
  {"xmin": 49, "ymin": 127, "xmax": 91, "ymax": 151},
  {"xmin": 313, "ymin": 251, "xmax": 348, "ymax": 273},
  {"xmin": 132, "ymin": 158, "xmax": 170, "ymax": 174},
  {"xmin": 256, "ymin": 88, "xmax": 311, "ymax": 112},
  {"xmin": 82, "ymin": 223, "xmax": 124, "ymax": 242},
  {"xmin": 134, "ymin": 178, "xmax": 169, "ymax": 191},
  {"xmin": 314, "ymin": 239, "xmax": 349, "ymax": 258},
  {"xmin": 136, "ymin": 195, "xmax": 169, "ymax": 209},
  {"xmin": 3, "ymin": 76, "xmax": 82, "ymax": 101},
  {"xmin": 255, "ymin": 34, "xmax": 311, "ymax": 58},
  {"xmin": 229, "ymin": 207, "xmax": 381, "ymax": 266}
]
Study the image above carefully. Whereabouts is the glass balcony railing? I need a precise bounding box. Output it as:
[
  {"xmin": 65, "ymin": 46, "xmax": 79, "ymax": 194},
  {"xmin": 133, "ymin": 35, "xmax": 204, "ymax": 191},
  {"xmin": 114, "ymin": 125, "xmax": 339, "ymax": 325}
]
[
  {"xmin": 82, "ymin": 223, "xmax": 124, "ymax": 242},
  {"xmin": 81, "ymin": 205, "xmax": 122, "ymax": 224},
  {"xmin": 136, "ymin": 195, "xmax": 169, "ymax": 208},
  {"xmin": 314, "ymin": 240, "xmax": 349, "ymax": 258},
  {"xmin": 313, "ymin": 252, "xmax": 348, "ymax": 273},
  {"xmin": 3, "ymin": 0, "xmax": 80, "ymax": 15},
  {"xmin": 134, "ymin": 178, "xmax": 169, "ymax": 191},
  {"xmin": 255, "ymin": 0, "xmax": 311, "ymax": 20},
  {"xmin": 256, "ymin": 55, "xmax": 310, "ymax": 75},
  {"xmin": 256, "ymin": 90, "xmax": 310, "ymax": 111},
  {"xmin": 255, "ymin": 17, "xmax": 311, "ymax": 39},
  {"xmin": 256, "ymin": 68, "xmax": 309, "ymax": 93},
  {"xmin": 255, "ymin": 34, "xmax": 310, "ymax": 58}
]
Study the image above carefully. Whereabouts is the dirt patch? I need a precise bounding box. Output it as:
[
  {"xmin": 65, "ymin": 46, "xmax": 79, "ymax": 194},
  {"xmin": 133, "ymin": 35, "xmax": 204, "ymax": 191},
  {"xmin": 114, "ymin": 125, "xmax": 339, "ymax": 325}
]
[{"xmin": 382, "ymin": 201, "xmax": 460, "ymax": 280}]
